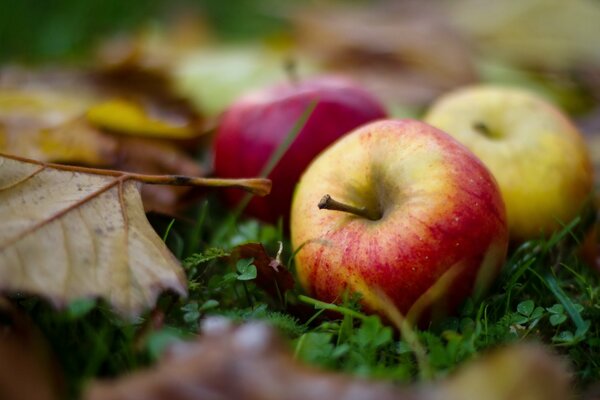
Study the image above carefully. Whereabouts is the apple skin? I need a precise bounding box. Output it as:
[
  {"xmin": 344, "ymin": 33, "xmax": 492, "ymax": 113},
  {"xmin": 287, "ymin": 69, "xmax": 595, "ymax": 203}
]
[
  {"xmin": 425, "ymin": 86, "xmax": 593, "ymax": 242},
  {"xmin": 213, "ymin": 76, "xmax": 387, "ymax": 224},
  {"xmin": 290, "ymin": 119, "xmax": 508, "ymax": 321}
]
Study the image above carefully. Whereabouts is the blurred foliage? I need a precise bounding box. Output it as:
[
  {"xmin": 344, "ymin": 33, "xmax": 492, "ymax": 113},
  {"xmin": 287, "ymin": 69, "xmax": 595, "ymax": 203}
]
[{"xmin": 0, "ymin": 0, "xmax": 294, "ymax": 63}]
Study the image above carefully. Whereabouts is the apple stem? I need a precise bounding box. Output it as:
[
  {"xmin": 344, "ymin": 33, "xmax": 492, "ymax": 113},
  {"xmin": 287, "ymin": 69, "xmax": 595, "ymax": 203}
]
[
  {"xmin": 318, "ymin": 194, "xmax": 382, "ymax": 221},
  {"xmin": 473, "ymin": 122, "xmax": 494, "ymax": 138}
]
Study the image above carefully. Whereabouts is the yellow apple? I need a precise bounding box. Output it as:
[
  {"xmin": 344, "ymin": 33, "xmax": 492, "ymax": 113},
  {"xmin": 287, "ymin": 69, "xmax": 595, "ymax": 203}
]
[{"xmin": 425, "ymin": 86, "xmax": 593, "ymax": 241}]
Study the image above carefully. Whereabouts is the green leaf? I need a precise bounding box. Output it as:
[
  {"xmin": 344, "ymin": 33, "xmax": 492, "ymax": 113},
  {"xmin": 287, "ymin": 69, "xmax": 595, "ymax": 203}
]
[
  {"xmin": 199, "ymin": 299, "xmax": 219, "ymax": 312},
  {"xmin": 332, "ymin": 343, "xmax": 350, "ymax": 359},
  {"xmin": 510, "ymin": 314, "xmax": 529, "ymax": 325},
  {"xmin": 236, "ymin": 258, "xmax": 257, "ymax": 281},
  {"xmin": 180, "ymin": 302, "xmax": 198, "ymax": 313},
  {"xmin": 549, "ymin": 313, "xmax": 567, "ymax": 326},
  {"xmin": 547, "ymin": 304, "xmax": 564, "ymax": 314},
  {"xmin": 530, "ymin": 306, "xmax": 545, "ymax": 320},
  {"xmin": 355, "ymin": 316, "xmax": 392, "ymax": 349},
  {"xmin": 295, "ymin": 332, "xmax": 334, "ymax": 365},
  {"xmin": 553, "ymin": 330, "xmax": 574, "ymax": 343},
  {"xmin": 221, "ymin": 272, "xmax": 238, "ymax": 284},
  {"xmin": 183, "ymin": 310, "xmax": 200, "ymax": 323},
  {"xmin": 517, "ymin": 300, "xmax": 535, "ymax": 316}
]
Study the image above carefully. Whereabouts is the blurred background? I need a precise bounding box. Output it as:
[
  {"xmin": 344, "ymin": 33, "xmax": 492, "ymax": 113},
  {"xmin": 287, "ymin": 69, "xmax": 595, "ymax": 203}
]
[
  {"xmin": 2, "ymin": 0, "xmax": 600, "ymax": 194},
  {"xmin": 2, "ymin": 0, "xmax": 600, "ymax": 113}
]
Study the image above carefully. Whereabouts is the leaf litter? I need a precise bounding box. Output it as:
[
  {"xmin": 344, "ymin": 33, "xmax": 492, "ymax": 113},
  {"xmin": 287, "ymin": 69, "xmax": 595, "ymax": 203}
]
[
  {"xmin": 2, "ymin": 2, "xmax": 600, "ymax": 398},
  {"xmin": 0, "ymin": 153, "xmax": 270, "ymax": 318},
  {"xmin": 84, "ymin": 318, "xmax": 572, "ymax": 400},
  {"xmin": 0, "ymin": 66, "xmax": 214, "ymax": 214}
]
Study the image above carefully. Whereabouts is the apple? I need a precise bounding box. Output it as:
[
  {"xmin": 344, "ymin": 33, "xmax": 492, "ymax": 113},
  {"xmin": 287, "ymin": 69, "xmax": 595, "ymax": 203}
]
[
  {"xmin": 424, "ymin": 86, "xmax": 593, "ymax": 241},
  {"xmin": 290, "ymin": 119, "xmax": 508, "ymax": 322},
  {"xmin": 213, "ymin": 75, "xmax": 387, "ymax": 224}
]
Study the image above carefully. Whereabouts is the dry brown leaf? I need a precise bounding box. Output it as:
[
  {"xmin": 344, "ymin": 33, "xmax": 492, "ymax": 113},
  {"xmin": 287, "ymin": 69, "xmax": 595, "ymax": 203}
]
[
  {"xmin": 84, "ymin": 318, "xmax": 572, "ymax": 400},
  {"xmin": 0, "ymin": 66, "xmax": 208, "ymax": 159},
  {"xmin": 0, "ymin": 66, "xmax": 213, "ymax": 214},
  {"xmin": 112, "ymin": 137, "xmax": 205, "ymax": 215},
  {"xmin": 0, "ymin": 153, "xmax": 270, "ymax": 317},
  {"xmin": 430, "ymin": 343, "xmax": 572, "ymax": 400},
  {"xmin": 0, "ymin": 298, "xmax": 64, "ymax": 400},
  {"xmin": 0, "ymin": 85, "xmax": 118, "ymax": 166},
  {"xmin": 230, "ymin": 242, "xmax": 295, "ymax": 299},
  {"xmin": 85, "ymin": 318, "xmax": 405, "ymax": 400}
]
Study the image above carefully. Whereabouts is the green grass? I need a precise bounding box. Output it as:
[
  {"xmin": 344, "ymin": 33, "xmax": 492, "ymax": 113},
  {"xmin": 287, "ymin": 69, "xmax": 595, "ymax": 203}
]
[
  {"xmin": 0, "ymin": 0, "xmax": 295, "ymax": 63},
  {"xmin": 18, "ymin": 197, "xmax": 600, "ymax": 398},
  {"xmin": 3, "ymin": 1, "xmax": 600, "ymax": 397}
]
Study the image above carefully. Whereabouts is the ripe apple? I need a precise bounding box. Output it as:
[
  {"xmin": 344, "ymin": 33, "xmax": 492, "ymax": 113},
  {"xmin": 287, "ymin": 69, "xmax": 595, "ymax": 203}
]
[
  {"xmin": 213, "ymin": 75, "xmax": 387, "ymax": 224},
  {"xmin": 291, "ymin": 119, "xmax": 508, "ymax": 322},
  {"xmin": 425, "ymin": 86, "xmax": 593, "ymax": 241}
]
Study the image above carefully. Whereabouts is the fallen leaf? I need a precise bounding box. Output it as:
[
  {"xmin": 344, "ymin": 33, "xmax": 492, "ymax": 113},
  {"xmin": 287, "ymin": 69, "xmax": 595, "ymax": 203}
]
[
  {"xmin": 0, "ymin": 153, "xmax": 271, "ymax": 317},
  {"xmin": 112, "ymin": 137, "xmax": 205, "ymax": 214},
  {"xmin": 229, "ymin": 242, "xmax": 295, "ymax": 299},
  {"xmin": 84, "ymin": 318, "xmax": 572, "ymax": 400},
  {"xmin": 1, "ymin": 64, "xmax": 208, "ymax": 154},
  {"xmin": 0, "ymin": 85, "xmax": 118, "ymax": 166},
  {"xmin": 432, "ymin": 343, "xmax": 572, "ymax": 400},
  {"xmin": 0, "ymin": 66, "xmax": 212, "ymax": 213},
  {"xmin": 0, "ymin": 298, "xmax": 64, "ymax": 400},
  {"xmin": 87, "ymin": 98, "xmax": 203, "ymax": 139},
  {"xmin": 84, "ymin": 318, "xmax": 403, "ymax": 400}
]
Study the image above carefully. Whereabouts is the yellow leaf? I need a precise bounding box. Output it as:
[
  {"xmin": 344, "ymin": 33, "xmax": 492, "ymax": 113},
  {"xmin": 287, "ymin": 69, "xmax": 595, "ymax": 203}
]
[
  {"xmin": 0, "ymin": 88, "xmax": 117, "ymax": 166},
  {"xmin": 0, "ymin": 153, "xmax": 270, "ymax": 318},
  {"xmin": 87, "ymin": 98, "xmax": 199, "ymax": 139}
]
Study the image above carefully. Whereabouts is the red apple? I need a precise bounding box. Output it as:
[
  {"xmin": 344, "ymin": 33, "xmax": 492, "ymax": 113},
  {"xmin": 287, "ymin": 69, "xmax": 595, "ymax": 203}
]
[
  {"xmin": 213, "ymin": 76, "xmax": 387, "ymax": 224},
  {"xmin": 291, "ymin": 119, "xmax": 508, "ymax": 322}
]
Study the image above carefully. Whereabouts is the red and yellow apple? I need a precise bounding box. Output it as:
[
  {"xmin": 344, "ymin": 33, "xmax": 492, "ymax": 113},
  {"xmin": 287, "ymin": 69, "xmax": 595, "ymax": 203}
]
[
  {"xmin": 291, "ymin": 119, "xmax": 508, "ymax": 321},
  {"xmin": 213, "ymin": 75, "xmax": 387, "ymax": 224},
  {"xmin": 425, "ymin": 86, "xmax": 593, "ymax": 241}
]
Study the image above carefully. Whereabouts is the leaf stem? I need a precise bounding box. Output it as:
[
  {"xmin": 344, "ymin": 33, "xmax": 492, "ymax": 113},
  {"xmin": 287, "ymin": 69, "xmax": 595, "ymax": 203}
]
[{"xmin": 0, "ymin": 152, "xmax": 271, "ymax": 196}]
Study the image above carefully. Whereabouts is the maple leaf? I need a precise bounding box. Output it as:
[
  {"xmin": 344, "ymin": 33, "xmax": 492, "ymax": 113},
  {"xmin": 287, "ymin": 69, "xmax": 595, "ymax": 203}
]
[{"xmin": 0, "ymin": 153, "xmax": 270, "ymax": 318}]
